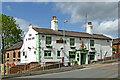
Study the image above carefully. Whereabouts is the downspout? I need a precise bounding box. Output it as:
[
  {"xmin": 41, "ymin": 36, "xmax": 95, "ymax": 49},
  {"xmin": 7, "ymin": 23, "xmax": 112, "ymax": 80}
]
[{"xmin": 37, "ymin": 34, "xmax": 41, "ymax": 64}]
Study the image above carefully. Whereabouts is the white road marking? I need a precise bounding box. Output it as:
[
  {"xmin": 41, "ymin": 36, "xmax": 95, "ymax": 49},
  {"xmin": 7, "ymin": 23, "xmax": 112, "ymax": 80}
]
[
  {"xmin": 80, "ymin": 68, "xmax": 91, "ymax": 71},
  {"xmin": 111, "ymin": 62, "xmax": 119, "ymax": 65}
]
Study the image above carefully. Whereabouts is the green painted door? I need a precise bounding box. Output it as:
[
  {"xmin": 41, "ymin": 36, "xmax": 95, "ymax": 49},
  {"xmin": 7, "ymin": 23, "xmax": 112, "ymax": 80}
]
[{"xmin": 83, "ymin": 54, "xmax": 86, "ymax": 64}]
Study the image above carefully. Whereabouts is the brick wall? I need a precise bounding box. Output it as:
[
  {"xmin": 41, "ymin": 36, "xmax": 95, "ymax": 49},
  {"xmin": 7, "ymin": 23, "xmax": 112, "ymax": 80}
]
[{"xmin": 5, "ymin": 49, "xmax": 21, "ymax": 64}]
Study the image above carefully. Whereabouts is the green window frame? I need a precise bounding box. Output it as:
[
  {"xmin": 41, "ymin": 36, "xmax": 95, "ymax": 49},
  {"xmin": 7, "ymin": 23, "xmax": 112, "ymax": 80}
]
[
  {"xmin": 46, "ymin": 36, "xmax": 52, "ymax": 45},
  {"xmin": 90, "ymin": 40, "xmax": 94, "ymax": 47},
  {"xmin": 89, "ymin": 52, "xmax": 95, "ymax": 60},
  {"xmin": 69, "ymin": 51, "xmax": 76, "ymax": 62},
  {"xmin": 44, "ymin": 50, "xmax": 52, "ymax": 58},
  {"xmin": 70, "ymin": 38, "xmax": 75, "ymax": 46}
]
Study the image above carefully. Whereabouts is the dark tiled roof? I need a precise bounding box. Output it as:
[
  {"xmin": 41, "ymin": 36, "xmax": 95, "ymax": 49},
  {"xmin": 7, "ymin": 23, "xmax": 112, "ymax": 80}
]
[
  {"xmin": 33, "ymin": 28, "xmax": 62, "ymax": 35},
  {"xmin": 113, "ymin": 38, "xmax": 120, "ymax": 45},
  {"xmin": 33, "ymin": 27, "xmax": 112, "ymax": 40},
  {"xmin": 6, "ymin": 41, "xmax": 23, "ymax": 51}
]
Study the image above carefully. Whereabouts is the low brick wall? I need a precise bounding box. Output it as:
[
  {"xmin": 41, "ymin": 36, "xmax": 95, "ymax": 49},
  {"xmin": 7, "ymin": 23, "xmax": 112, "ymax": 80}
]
[
  {"xmin": 9, "ymin": 65, "xmax": 25, "ymax": 74},
  {"xmin": 9, "ymin": 62, "xmax": 64, "ymax": 74}
]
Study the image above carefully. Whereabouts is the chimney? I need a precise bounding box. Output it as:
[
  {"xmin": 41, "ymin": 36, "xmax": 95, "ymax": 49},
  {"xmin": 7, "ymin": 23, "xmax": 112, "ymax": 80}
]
[
  {"xmin": 29, "ymin": 24, "xmax": 35, "ymax": 29},
  {"xmin": 51, "ymin": 16, "xmax": 58, "ymax": 31},
  {"xmin": 86, "ymin": 22, "xmax": 93, "ymax": 34}
]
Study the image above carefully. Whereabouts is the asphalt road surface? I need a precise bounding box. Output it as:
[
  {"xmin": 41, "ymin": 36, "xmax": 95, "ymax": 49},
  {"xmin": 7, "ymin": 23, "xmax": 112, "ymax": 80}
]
[{"xmin": 4, "ymin": 62, "xmax": 119, "ymax": 79}]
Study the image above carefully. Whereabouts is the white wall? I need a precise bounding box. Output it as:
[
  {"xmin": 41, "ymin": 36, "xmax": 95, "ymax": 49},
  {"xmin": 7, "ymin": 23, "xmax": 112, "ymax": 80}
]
[
  {"xmin": 21, "ymin": 28, "xmax": 112, "ymax": 65},
  {"xmin": 20, "ymin": 27, "xmax": 38, "ymax": 63}
]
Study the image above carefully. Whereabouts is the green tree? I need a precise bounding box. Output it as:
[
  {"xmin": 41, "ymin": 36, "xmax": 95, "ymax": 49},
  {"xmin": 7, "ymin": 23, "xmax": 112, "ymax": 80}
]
[{"xmin": 0, "ymin": 14, "xmax": 24, "ymax": 49}]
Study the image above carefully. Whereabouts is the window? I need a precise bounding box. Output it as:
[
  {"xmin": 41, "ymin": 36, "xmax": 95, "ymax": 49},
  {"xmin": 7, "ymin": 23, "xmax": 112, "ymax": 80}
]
[
  {"xmin": 89, "ymin": 52, "xmax": 95, "ymax": 60},
  {"xmin": 25, "ymin": 55, "xmax": 27, "ymax": 58},
  {"xmin": 90, "ymin": 40, "xmax": 94, "ymax": 47},
  {"xmin": 57, "ymin": 51, "xmax": 60, "ymax": 57},
  {"xmin": 70, "ymin": 38, "xmax": 75, "ymax": 46},
  {"xmin": 32, "ymin": 37, "xmax": 35, "ymax": 39},
  {"xmin": 23, "ymin": 52, "xmax": 25, "ymax": 56},
  {"xmin": 34, "ymin": 51, "xmax": 36, "ymax": 54},
  {"xmin": 69, "ymin": 51, "xmax": 76, "ymax": 62},
  {"xmin": 18, "ymin": 51, "xmax": 20, "ymax": 58},
  {"xmin": 44, "ymin": 50, "xmax": 51, "ymax": 57},
  {"xmin": 18, "ymin": 59, "xmax": 20, "ymax": 61},
  {"xmin": 46, "ymin": 36, "xmax": 52, "ymax": 45},
  {"xmin": 28, "ymin": 38, "xmax": 31, "ymax": 40},
  {"xmin": 7, "ymin": 53, "xmax": 9, "ymax": 58},
  {"xmin": 29, "ymin": 34, "xmax": 32, "ymax": 36},
  {"xmin": 13, "ymin": 52, "xmax": 16, "ymax": 58},
  {"xmin": 13, "ymin": 59, "xmax": 15, "ymax": 61}
]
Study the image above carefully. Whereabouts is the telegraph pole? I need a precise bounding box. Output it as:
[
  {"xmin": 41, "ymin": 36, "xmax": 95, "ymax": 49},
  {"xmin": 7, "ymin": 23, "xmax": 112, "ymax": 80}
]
[{"xmin": 1, "ymin": 33, "xmax": 5, "ymax": 76}]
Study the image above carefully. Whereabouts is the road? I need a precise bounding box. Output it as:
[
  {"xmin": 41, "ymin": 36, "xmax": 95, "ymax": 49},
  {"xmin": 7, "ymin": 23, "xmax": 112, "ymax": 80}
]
[{"xmin": 3, "ymin": 62, "xmax": 119, "ymax": 79}]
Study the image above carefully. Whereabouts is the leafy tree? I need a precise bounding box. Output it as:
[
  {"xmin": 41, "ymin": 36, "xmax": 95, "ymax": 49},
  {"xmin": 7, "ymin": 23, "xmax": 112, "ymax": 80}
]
[{"xmin": 0, "ymin": 14, "xmax": 24, "ymax": 49}]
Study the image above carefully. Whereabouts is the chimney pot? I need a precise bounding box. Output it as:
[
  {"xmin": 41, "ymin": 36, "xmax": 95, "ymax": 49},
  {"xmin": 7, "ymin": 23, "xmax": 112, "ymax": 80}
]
[
  {"xmin": 88, "ymin": 22, "xmax": 92, "ymax": 25},
  {"xmin": 53, "ymin": 16, "xmax": 56, "ymax": 20}
]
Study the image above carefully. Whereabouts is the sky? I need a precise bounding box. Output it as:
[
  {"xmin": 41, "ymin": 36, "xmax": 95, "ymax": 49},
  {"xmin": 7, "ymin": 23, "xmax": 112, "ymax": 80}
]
[{"xmin": 1, "ymin": 1, "xmax": 119, "ymax": 39}]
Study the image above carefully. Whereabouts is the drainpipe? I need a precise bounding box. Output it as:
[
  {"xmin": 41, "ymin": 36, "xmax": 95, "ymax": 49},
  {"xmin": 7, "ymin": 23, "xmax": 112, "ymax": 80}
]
[
  {"xmin": 88, "ymin": 38, "xmax": 89, "ymax": 64},
  {"xmin": 37, "ymin": 34, "xmax": 41, "ymax": 64}
]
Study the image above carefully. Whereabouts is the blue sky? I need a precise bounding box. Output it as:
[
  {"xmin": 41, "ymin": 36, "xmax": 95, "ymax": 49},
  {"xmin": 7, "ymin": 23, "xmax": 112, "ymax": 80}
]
[
  {"xmin": 2, "ymin": 2, "xmax": 118, "ymax": 39},
  {"xmin": 2, "ymin": 2, "xmax": 84, "ymax": 32}
]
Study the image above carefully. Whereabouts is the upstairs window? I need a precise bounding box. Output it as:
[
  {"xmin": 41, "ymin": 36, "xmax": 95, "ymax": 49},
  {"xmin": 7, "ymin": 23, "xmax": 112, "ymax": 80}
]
[
  {"xmin": 70, "ymin": 38, "xmax": 75, "ymax": 46},
  {"xmin": 32, "ymin": 37, "xmax": 35, "ymax": 39},
  {"xmin": 18, "ymin": 51, "xmax": 20, "ymax": 58},
  {"xmin": 29, "ymin": 34, "xmax": 32, "ymax": 36},
  {"xmin": 23, "ymin": 52, "xmax": 25, "ymax": 56},
  {"xmin": 13, "ymin": 52, "xmax": 16, "ymax": 58},
  {"xmin": 28, "ymin": 38, "xmax": 31, "ymax": 40},
  {"xmin": 7, "ymin": 53, "xmax": 9, "ymax": 58},
  {"xmin": 90, "ymin": 40, "xmax": 94, "ymax": 47},
  {"xmin": 46, "ymin": 36, "xmax": 52, "ymax": 45}
]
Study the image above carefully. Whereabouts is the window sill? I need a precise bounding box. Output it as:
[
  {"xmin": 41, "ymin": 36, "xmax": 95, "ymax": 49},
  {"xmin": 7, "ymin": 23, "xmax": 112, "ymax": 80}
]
[
  {"xmin": 70, "ymin": 46, "xmax": 76, "ymax": 49},
  {"xmin": 44, "ymin": 57, "xmax": 53, "ymax": 59},
  {"xmin": 91, "ymin": 46, "xmax": 95, "ymax": 50},
  {"xmin": 90, "ymin": 46, "xmax": 95, "ymax": 47},
  {"xmin": 46, "ymin": 45, "xmax": 52, "ymax": 48},
  {"xmin": 57, "ymin": 57, "xmax": 62, "ymax": 59}
]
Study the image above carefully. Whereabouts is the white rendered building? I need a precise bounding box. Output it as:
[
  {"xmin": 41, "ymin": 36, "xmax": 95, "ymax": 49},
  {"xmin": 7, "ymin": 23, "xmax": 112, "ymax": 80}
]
[{"xmin": 20, "ymin": 16, "xmax": 112, "ymax": 66}]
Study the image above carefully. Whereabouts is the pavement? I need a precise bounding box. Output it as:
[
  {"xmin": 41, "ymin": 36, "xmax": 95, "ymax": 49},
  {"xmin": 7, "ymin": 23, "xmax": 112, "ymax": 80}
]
[
  {"xmin": 2, "ymin": 62, "xmax": 119, "ymax": 80},
  {"xmin": 17, "ymin": 62, "xmax": 118, "ymax": 78},
  {"xmin": 2, "ymin": 65, "xmax": 83, "ymax": 79}
]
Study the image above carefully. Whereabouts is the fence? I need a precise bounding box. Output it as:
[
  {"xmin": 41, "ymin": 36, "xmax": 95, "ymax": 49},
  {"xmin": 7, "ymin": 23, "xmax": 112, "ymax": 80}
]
[{"xmin": 4, "ymin": 61, "xmax": 65, "ymax": 75}]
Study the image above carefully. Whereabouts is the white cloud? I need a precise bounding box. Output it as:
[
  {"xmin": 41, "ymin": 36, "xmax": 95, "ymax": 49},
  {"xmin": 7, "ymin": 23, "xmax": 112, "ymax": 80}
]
[
  {"xmin": 81, "ymin": 19, "xmax": 118, "ymax": 39},
  {"xmin": 56, "ymin": 2, "xmax": 118, "ymax": 38},
  {"xmin": 94, "ymin": 19, "xmax": 118, "ymax": 35},
  {"xmin": 56, "ymin": 2, "xmax": 118, "ymax": 24},
  {"xmin": 6, "ymin": 5, "xmax": 11, "ymax": 11},
  {"xmin": 14, "ymin": 18, "xmax": 30, "ymax": 34}
]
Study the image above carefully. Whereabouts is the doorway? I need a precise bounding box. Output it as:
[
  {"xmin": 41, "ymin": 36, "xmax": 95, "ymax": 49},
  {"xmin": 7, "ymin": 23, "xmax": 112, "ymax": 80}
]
[{"xmin": 81, "ymin": 53, "xmax": 86, "ymax": 65}]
